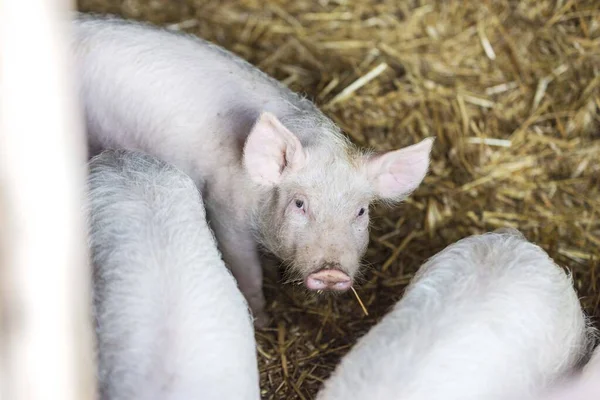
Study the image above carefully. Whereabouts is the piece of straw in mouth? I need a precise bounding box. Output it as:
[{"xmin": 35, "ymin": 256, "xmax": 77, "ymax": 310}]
[{"xmin": 351, "ymin": 286, "xmax": 369, "ymax": 316}]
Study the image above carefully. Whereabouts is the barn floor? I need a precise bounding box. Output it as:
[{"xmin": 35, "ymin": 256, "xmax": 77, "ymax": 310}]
[{"xmin": 76, "ymin": 1, "xmax": 600, "ymax": 398}]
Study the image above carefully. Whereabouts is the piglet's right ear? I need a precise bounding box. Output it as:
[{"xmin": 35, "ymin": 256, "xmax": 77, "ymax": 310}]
[
  {"xmin": 365, "ymin": 137, "xmax": 434, "ymax": 201},
  {"xmin": 242, "ymin": 112, "xmax": 306, "ymax": 187}
]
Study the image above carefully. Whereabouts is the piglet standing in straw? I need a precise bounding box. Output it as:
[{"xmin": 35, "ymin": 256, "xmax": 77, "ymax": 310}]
[
  {"xmin": 72, "ymin": 14, "xmax": 434, "ymax": 326},
  {"xmin": 316, "ymin": 228, "xmax": 594, "ymax": 400},
  {"xmin": 86, "ymin": 149, "xmax": 260, "ymax": 400}
]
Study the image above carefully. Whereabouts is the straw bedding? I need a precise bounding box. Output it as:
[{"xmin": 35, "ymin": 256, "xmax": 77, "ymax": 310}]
[{"xmin": 77, "ymin": 1, "xmax": 600, "ymax": 398}]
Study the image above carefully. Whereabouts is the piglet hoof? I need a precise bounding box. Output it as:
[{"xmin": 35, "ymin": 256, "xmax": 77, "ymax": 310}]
[
  {"xmin": 253, "ymin": 310, "xmax": 272, "ymax": 329},
  {"xmin": 247, "ymin": 293, "xmax": 270, "ymax": 328}
]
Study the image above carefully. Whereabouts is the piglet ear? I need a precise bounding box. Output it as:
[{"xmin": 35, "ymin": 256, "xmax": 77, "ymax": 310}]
[
  {"xmin": 366, "ymin": 137, "xmax": 434, "ymax": 201},
  {"xmin": 242, "ymin": 112, "xmax": 306, "ymax": 187}
]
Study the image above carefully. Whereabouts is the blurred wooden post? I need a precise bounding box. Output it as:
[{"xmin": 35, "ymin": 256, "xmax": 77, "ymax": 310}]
[{"xmin": 0, "ymin": 0, "xmax": 96, "ymax": 399}]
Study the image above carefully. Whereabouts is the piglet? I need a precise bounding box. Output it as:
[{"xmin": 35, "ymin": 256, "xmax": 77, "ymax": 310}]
[
  {"xmin": 71, "ymin": 13, "xmax": 434, "ymax": 325},
  {"xmin": 316, "ymin": 228, "xmax": 593, "ymax": 400},
  {"xmin": 85, "ymin": 149, "xmax": 260, "ymax": 400}
]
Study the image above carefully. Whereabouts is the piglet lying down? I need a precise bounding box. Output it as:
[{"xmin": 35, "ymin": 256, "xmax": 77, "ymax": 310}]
[
  {"xmin": 72, "ymin": 13, "xmax": 434, "ymax": 325},
  {"xmin": 85, "ymin": 149, "xmax": 260, "ymax": 400},
  {"xmin": 317, "ymin": 228, "xmax": 594, "ymax": 400}
]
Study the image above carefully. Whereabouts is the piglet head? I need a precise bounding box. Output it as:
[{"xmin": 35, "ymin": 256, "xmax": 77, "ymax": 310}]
[{"xmin": 243, "ymin": 112, "xmax": 434, "ymax": 292}]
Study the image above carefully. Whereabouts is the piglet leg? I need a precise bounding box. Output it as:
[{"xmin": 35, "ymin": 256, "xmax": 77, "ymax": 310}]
[{"xmin": 207, "ymin": 211, "xmax": 269, "ymax": 328}]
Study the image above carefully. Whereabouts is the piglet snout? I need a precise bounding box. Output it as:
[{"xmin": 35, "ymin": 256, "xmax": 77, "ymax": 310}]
[{"xmin": 306, "ymin": 269, "xmax": 351, "ymax": 291}]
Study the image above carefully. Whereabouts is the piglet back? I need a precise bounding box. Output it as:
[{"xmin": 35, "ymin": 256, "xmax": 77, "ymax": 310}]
[
  {"xmin": 317, "ymin": 231, "xmax": 593, "ymax": 400},
  {"xmin": 86, "ymin": 149, "xmax": 260, "ymax": 400}
]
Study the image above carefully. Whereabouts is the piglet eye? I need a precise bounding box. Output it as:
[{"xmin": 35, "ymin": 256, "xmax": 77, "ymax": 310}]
[
  {"xmin": 358, "ymin": 207, "xmax": 365, "ymax": 217},
  {"xmin": 295, "ymin": 199, "xmax": 304, "ymax": 209}
]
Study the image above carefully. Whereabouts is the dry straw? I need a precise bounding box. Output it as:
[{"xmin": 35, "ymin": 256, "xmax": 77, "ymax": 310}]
[{"xmin": 78, "ymin": 0, "xmax": 600, "ymax": 398}]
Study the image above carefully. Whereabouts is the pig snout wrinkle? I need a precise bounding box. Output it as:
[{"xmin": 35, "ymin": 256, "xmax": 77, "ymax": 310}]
[{"xmin": 306, "ymin": 268, "xmax": 352, "ymax": 291}]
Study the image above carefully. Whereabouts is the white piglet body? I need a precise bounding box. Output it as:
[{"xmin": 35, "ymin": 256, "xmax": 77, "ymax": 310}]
[
  {"xmin": 317, "ymin": 229, "xmax": 592, "ymax": 400},
  {"xmin": 86, "ymin": 149, "xmax": 260, "ymax": 400},
  {"xmin": 72, "ymin": 14, "xmax": 435, "ymax": 325}
]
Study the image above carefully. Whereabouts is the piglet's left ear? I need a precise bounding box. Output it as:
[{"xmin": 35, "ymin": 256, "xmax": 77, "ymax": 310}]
[
  {"xmin": 366, "ymin": 137, "xmax": 434, "ymax": 201},
  {"xmin": 243, "ymin": 112, "xmax": 306, "ymax": 187}
]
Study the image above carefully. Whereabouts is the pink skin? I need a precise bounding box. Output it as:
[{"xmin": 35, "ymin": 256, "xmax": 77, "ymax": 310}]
[{"xmin": 305, "ymin": 269, "xmax": 352, "ymax": 291}]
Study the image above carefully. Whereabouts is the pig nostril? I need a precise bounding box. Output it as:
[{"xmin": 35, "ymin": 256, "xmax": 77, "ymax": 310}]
[
  {"xmin": 305, "ymin": 269, "xmax": 352, "ymax": 291},
  {"xmin": 306, "ymin": 276, "xmax": 328, "ymax": 290}
]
